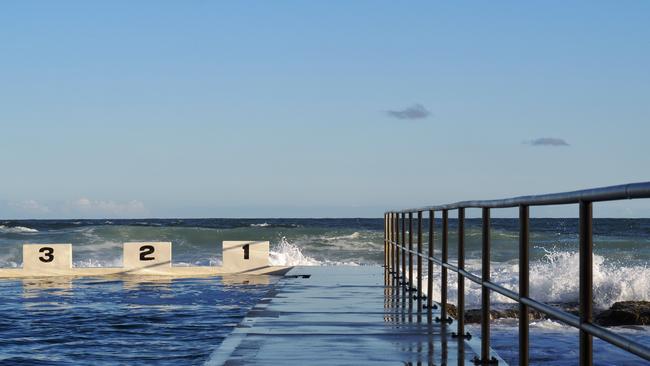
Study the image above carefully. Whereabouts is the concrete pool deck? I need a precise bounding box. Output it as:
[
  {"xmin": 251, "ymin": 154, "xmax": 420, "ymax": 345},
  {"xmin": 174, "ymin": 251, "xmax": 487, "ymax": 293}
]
[{"xmin": 207, "ymin": 266, "xmax": 506, "ymax": 365}]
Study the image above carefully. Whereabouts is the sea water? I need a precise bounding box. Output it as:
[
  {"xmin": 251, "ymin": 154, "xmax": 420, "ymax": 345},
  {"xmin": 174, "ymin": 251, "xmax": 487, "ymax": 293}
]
[{"xmin": 1, "ymin": 218, "xmax": 649, "ymax": 365}]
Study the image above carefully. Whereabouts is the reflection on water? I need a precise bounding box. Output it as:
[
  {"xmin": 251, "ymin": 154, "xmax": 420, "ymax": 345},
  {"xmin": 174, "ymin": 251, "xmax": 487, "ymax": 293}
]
[
  {"xmin": 120, "ymin": 276, "xmax": 173, "ymax": 290},
  {"xmin": 0, "ymin": 275, "xmax": 277, "ymax": 365},
  {"xmin": 221, "ymin": 274, "xmax": 272, "ymax": 286},
  {"xmin": 21, "ymin": 277, "xmax": 74, "ymax": 312},
  {"xmin": 467, "ymin": 321, "xmax": 650, "ymax": 366},
  {"xmin": 22, "ymin": 277, "xmax": 73, "ymax": 297},
  {"xmin": 383, "ymin": 269, "xmax": 480, "ymax": 366}
]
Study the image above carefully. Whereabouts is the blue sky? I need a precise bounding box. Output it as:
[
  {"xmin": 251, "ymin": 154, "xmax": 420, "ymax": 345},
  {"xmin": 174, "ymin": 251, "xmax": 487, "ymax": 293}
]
[{"xmin": 1, "ymin": 1, "xmax": 649, "ymax": 218}]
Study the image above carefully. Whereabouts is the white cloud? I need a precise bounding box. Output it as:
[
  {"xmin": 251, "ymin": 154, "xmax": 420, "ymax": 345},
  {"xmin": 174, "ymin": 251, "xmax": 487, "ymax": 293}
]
[
  {"xmin": 68, "ymin": 198, "xmax": 147, "ymax": 217},
  {"xmin": 9, "ymin": 200, "xmax": 51, "ymax": 214}
]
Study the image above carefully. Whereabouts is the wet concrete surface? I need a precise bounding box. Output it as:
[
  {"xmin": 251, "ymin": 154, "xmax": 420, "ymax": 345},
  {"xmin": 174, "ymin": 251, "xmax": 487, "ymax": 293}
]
[{"xmin": 207, "ymin": 266, "xmax": 506, "ymax": 366}]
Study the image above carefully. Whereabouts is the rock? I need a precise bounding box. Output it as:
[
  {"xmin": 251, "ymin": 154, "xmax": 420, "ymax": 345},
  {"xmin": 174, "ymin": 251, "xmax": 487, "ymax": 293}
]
[
  {"xmin": 464, "ymin": 309, "xmax": 482, "ymax": 323},
  {"xmin": 594, "ymin": 301, "xmax": 650, "ymax": 326},
  {"xmin": 435, "ymin": 301, "xmax": 650, "ymax": 326},
  {"xmin": 444, "ymin": 303, "xmax": 457, "ymax": 319},
  {"xmin": 462, "ymin": 307, "xmax": 545, "ymax": 323}
]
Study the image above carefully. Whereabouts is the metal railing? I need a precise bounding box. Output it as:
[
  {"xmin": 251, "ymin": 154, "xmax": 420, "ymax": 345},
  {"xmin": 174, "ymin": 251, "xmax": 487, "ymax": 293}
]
[{"xmin": 383, "ymin": 182, "xmax": 650, "ymax": 365}]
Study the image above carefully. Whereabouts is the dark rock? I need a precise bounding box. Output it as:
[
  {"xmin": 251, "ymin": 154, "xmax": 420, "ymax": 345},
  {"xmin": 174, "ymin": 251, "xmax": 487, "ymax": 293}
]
[
  {"xmin": 437, "ymin": 301, "xmax": 650, "ymax": 326},
  {"xmin": 562, "ymin": 303, "xmax": 581, "ymax": 317},
  {"xmin": 594, "ymin": 301, "xmax": 650, "ymax": 326},
  {"xmin": 462, "ymin": 307, "xmax": 545, "ymax": 323},
  {"xmin": 464, "ymin": 309, "xmax": 482, "ymax": 323}
]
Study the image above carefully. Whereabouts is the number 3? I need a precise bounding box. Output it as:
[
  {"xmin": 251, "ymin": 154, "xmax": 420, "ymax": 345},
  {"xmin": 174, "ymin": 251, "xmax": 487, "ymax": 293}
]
[
  {"xmin": 39, "ymin": 247, "xmax": 54, "ymax": 263},
  {"xmin": 139, "ymin": 245, "xmax": 155, "ymax": 261}
]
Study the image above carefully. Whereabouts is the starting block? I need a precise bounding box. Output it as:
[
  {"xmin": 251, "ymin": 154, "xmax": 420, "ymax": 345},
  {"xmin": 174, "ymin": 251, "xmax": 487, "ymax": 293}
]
[
  {"xmin": 123, "ymin": 242, "xmax": 172, "ymax": 270},
  {"xmin": 22, "ymin": 244, "xmax": 72, "ymax": 274},
  {"xmin": 0, "ymin": 240, "xmax": 288, "ymax": 278},
  {"xmin": 222, "ymin": 241, "xmax": 269, "ymax": 273}
]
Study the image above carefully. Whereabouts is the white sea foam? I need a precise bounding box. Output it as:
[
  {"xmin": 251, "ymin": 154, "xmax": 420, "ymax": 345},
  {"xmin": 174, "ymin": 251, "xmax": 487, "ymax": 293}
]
[
  {"xmin": 421, "ymin": 249, "xmax": 650, "ymax": 309},
  {"xmin": 0, "ymin": 225, "xmax": 39, "ymax": 234},
  {"xmin": 529, "ymin": 319, "xmax": 574, "ymax": 331},
  {"xmin": 269, "ymin": 237, "xmax": 360, "ymax": 266},
  {"xmin": 323, "ymin": 232, "xmax": 362, "ymax": 241},
  {"xmin": 269, "ymin": 237, "xmax": 322, "ymax": 266},
  {"xmin": 0, "ymin": 250, "xmax": 20, "ymax": 268},
  {"xmin": 208, "ymin": 257, "xmax": 223, "ymax": 266},
  {"xmin": 73, "ymin": 257, "xmax": 123, "ymax": 268},
  {"xmin": 173, "ymin": 257, "xmax": 223, "ymax": 267},
  {"xmin": 530, "ymin": 249, "xmax": 650, "ymax": 307}
]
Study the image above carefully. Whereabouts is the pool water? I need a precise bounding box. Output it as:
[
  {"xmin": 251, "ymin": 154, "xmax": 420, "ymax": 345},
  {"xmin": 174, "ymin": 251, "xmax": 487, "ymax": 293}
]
[{"xmin": 0, "ymin": 276, "xmax": 275, "ymax": 365}]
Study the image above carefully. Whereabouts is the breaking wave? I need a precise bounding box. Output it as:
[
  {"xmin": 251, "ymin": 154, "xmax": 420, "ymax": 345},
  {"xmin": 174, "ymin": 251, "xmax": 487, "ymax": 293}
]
[
  {"xmin": 0, "ymin": 225, "xmax": 39, "ymax": 234},
  {"xmin": 269, "ymin": 237, "xmax": 360, "ymax": 266},
  {"xmin": 270, "ymin": 237, "xmax": 321, "ymax": 266},
  {"xmin": 423, "ymin": 249, "xmax": 650, "ymax": 309},
  {"xmin": 323, "ymin": 232, "xmax": 361, "ymax": 241}
]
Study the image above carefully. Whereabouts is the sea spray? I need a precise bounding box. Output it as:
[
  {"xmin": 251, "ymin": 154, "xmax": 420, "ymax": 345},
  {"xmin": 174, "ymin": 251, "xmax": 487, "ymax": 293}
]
[
  {"xmin": 73, "ymin": 257, "xmax": 124, "ymax": 268},
  {"xmin": 269, "ymin": 237, "xmax": 361, "ymax": 266},
  {"xmin": 422, "ymin": 249, "xmax": 650, "ymax": 309},
  {"xmin": 530, "ymin": 249, "xmax": 650, "ymax": 308},
  {"xmin": 270, "ymin": 237, "xmax": 321, "ymax": 266}
]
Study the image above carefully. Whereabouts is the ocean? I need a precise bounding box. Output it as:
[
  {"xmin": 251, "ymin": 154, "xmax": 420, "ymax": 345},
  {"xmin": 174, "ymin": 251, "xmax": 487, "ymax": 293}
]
[{"xmin": 0, "ymin": 218, "xmax": 649, "ymax": 365}]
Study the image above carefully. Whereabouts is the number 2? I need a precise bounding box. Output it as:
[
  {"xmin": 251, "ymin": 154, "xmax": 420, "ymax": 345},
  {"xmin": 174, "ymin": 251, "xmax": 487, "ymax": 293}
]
[
  {"xmin": 139, "ymin": 245, "xmax": 155, "ymax": 261},
  {"xmin": 39, "ymin": 247, "xmax": 54, "ymax": 263}
]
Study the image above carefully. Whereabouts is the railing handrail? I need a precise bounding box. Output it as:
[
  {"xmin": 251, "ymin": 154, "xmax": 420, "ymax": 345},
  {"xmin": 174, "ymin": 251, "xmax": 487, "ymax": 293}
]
[
  {"xmin": 384, "ymin": 181, "xmax": 650, "ymax": 366},
  {"xmin": 389, "ymin": 181, "xmax": 650, "ymax": 213}
]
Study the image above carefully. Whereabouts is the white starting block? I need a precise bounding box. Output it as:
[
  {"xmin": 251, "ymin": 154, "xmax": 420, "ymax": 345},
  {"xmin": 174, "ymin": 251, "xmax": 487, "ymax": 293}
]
[
  {"xmin": 123, "ymin": 242, "xmax": 172, "ymax": 270},
  {"xmin": 0, "ymin": 241, "xmax": 289, "ymax": 278},
  {"xmin": 22, "ymin": 244, "xmax": 72, "ymax": 274},
  {"xmin": 222, "ymin": 241, "xmax": 269, "ymax": 273}
]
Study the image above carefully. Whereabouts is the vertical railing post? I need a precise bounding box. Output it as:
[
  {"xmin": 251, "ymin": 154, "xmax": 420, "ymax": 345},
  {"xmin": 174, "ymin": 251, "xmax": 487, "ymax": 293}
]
[
  {"xmin": 389, "ymin": 213, "xmax": 393, "ymax": 274},
  {"xmin": 441, "ymin": 210, "xmax": 449, "ymax": 322},
  {"xmin": 580, "ymin": 201, "xmax": 593, "ymax": 366},
  {"xmin": 457, "ymin": 208, "xmax": 466, "ymax": 337},
  {"xmin": 394, "ymin": 213, "xmax": 399, "ymax": 278},
  {"xmin": 481, "ymin": 207, "xmax": 491, "ymax": 362},
  {"xmin": 519, "ymin": 205, "xmax": 530, "ymax": 366},
  {"xmin": 388, "ymin": 212, "xmax": 395, "ymax": 277},
  {"xmin": 394, "ymin": 213, "xmax": 401, "ymax": 306},
  {"xmin": 402, "ymin": 212, "xmax": 407, "ymax": 286},
  {"xmin": 427, "ymin": 209, "xmax": 434, "ymax": 323},
  {"xmin": 417, "ymin": 211, "xmax": 423, "ymax": 313},
  {"xmin": 408, "ymin": 212, "xmax": 414, "ymax": 290},
  {"xmin": 384, "ymin": 213, "xmax": 388, "ymax": 268},
  {"xmin": 384, "ymin": 213, "xmax": 388, "ymax": 287},
  {"xmin": 388, "ymin": 212, "xmax": 395, "ymax": 273}
]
